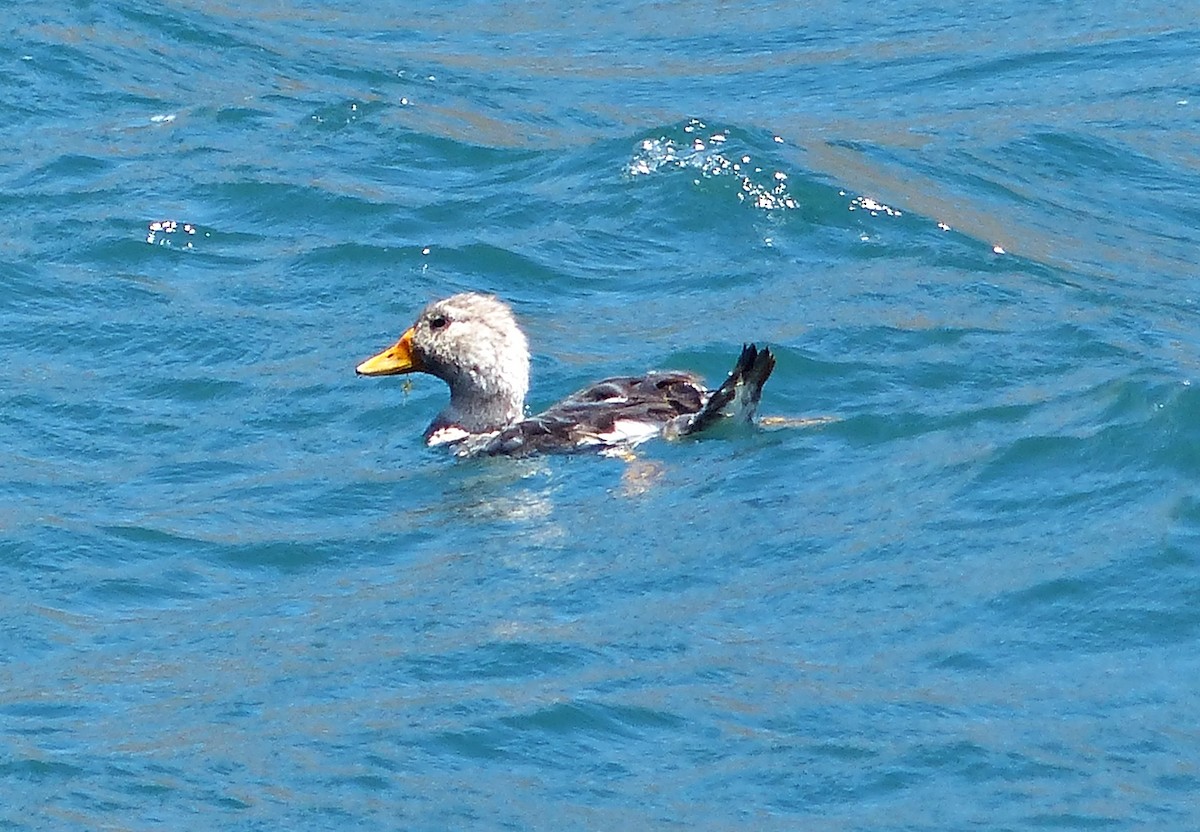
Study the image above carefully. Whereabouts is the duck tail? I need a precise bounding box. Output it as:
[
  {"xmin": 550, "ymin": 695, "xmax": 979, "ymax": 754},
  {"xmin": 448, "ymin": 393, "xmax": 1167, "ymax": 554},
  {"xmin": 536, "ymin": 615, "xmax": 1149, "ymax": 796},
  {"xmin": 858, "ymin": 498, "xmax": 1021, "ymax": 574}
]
[{"xmin": 671, "ymin": 344, "xmax": 776, "ymax": 437}]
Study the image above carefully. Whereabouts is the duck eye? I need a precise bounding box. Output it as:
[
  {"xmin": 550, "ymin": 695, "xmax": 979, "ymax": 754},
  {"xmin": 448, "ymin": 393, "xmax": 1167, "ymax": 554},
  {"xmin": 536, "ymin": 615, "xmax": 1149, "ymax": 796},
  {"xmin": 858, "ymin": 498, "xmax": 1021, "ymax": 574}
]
[{"xmin": 429, "ymin": 314, "xmax": 449, "ymax": 331}]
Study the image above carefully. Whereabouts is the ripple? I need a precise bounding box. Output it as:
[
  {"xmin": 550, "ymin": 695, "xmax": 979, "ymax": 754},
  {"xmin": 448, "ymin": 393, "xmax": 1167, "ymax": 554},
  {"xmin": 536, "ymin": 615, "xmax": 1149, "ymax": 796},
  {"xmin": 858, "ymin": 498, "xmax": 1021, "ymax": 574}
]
[{"xmin": 6, "ymin": 1, "xmax": 1200, "ymax": 829}]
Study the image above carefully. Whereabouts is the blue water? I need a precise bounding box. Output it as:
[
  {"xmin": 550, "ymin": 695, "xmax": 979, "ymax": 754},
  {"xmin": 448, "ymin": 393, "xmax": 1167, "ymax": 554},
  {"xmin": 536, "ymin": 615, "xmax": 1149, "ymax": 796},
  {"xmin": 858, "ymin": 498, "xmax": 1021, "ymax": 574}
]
[{"xmin": 4, "ymin": 1, "xmax": 1200, "ymax": 828}]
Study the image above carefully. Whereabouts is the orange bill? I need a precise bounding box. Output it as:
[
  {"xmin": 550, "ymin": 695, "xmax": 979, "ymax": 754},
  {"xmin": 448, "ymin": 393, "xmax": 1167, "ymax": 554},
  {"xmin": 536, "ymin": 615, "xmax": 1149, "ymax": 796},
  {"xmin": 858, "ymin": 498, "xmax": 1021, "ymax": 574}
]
[{"xmin": 356, "ymin": 327, "xmax": 421, "ymax": 376}]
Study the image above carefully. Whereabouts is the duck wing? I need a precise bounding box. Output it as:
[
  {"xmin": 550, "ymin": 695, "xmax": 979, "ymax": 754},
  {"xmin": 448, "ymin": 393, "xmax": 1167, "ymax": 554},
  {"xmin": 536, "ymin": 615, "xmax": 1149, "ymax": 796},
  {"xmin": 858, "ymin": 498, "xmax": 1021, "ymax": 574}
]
[
  {"xmin": 469, "ymin": 345, "xmax": 775, "ymax": 457},
  {"xmin": 477, "ymin": 372, "xmax": 707, "ymax": 456}
]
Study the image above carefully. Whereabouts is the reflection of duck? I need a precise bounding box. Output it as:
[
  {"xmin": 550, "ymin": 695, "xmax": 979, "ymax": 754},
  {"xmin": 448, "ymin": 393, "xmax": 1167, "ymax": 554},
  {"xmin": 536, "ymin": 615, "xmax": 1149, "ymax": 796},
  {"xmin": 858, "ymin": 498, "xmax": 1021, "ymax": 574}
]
[{"xmin": 356, "ymin": 293, "xmax": 775, "ymax": 457}]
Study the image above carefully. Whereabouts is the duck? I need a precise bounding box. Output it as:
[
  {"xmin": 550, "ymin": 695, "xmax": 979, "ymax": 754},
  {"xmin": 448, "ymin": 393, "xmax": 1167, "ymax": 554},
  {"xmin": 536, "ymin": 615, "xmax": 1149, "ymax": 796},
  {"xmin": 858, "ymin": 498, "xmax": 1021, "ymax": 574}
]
[{"xmin": 355, "ymin": 292, "xmax": 775, "ymax": 457}]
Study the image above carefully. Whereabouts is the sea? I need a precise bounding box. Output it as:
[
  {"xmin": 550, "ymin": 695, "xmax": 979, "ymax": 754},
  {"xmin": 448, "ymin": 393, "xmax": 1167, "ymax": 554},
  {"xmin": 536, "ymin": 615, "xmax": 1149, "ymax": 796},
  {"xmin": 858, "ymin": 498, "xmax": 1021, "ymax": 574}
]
[{"xmin": 3, "ymin": 1, "xmax": 1199, "ymax": 829}]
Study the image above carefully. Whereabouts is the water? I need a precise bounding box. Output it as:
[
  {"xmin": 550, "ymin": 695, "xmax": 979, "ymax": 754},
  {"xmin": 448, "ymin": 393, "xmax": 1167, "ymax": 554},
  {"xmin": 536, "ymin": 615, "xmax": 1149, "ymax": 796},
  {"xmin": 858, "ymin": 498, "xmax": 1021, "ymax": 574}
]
[{"xmin": 4, "ymin": 1, "xmax": 1200, "ymax": 828}]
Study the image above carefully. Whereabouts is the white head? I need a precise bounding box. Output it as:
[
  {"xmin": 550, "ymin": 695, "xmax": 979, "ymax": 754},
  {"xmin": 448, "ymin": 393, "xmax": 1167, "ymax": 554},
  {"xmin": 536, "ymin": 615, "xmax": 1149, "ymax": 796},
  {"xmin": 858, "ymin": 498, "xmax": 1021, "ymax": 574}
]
[{"xmin": 356, "ymin": 293, "xmax": 530, "ymax": 437}]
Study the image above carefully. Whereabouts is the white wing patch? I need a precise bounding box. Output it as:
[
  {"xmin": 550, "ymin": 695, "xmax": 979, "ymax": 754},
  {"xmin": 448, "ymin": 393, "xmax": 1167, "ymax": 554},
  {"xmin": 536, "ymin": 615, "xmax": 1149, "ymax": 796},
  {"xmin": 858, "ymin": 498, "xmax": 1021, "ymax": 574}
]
[
  {"xmin": 427, "ymin": 425, "xmax": 470, "ymax": 446},
  {"xmin": 588, "ymin": 418, "xmax": 661, "ymax": 448}
]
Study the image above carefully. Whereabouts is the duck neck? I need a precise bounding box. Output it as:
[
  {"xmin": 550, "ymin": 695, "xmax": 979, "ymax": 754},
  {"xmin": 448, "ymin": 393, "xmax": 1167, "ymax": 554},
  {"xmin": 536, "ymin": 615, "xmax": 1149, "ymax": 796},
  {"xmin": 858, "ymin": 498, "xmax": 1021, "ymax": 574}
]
[{"xmin": 431, "ymin": 368, "xmax": 527, "ymax": 437}]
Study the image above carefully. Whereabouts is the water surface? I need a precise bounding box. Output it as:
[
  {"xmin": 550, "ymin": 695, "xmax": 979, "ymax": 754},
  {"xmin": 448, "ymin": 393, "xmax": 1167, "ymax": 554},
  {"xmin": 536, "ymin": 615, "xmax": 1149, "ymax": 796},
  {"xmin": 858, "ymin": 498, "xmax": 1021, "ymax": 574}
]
[{"xmin": 3, "ymin": 1, "xmax": 1200, "ymax": 828}]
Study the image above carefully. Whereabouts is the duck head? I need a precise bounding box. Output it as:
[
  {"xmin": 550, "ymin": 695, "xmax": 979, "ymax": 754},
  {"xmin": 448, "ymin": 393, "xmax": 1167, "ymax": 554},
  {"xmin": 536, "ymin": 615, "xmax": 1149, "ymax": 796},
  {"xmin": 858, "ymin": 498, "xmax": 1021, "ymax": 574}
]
[{"xmin": 356, "ymin": 293, "xmax": 530, "ymax": 438}]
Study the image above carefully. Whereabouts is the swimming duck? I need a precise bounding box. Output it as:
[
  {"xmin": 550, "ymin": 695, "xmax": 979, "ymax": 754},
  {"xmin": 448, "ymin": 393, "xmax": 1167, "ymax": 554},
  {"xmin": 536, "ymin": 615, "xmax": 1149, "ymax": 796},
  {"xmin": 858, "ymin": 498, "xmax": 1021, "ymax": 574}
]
[{"xmin": 355, "ymin": 292, "xmax": 775, "ymax": 457}]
